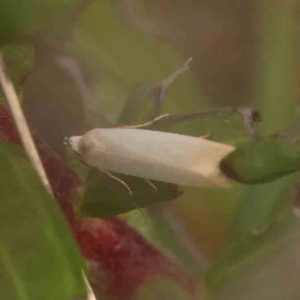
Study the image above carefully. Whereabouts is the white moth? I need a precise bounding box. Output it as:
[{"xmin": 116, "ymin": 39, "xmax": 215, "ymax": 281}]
[{"xmin": 67, "ymin": 128, "xmax": 235, "ymax": 188}]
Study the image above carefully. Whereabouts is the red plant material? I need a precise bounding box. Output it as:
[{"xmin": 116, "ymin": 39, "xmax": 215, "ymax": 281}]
[
  {"xmin": 0, "ymin": 105, "xmax": 195, "ymax": 299},
  {"xmin": 75, "ymin": 217, "xmax": 195, "ymax": 298}
]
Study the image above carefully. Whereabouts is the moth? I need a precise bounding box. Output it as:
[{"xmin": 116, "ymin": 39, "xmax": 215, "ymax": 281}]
[{"xmin": 66, "ymin": 128, "xmax": 235, "ymax": 188}]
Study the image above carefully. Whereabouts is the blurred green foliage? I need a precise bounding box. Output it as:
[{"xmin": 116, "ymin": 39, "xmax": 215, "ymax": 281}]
[
  {"xmin": 2, "ymin": 0, "xmax": 300, "ymax": 299},
  {"xmin": 207, "ymin": 217, "xmax": 300, "ymax": 300},
  {"xmin": 0, "ymin": 142, "xmax": 86, "ymax": 299},
  {"xmin": 1, "ymin": 44, "xmax": 34, "ymax": 93},
  {"xmin": 72, "ymin": 0, "xmax": 206, "ymax": 121},
  {"xmin": 207, "ymin": 3, "xmax": 300, "ymax": 299},
  {"xmin": 0, "ymin": 0, "xmax": 84, "ymax": 44}
]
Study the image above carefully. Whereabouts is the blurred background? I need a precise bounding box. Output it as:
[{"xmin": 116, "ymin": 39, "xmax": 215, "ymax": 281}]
[{"xmin": 2, "ymin": 0, "xmax": 300, "ymax": 298}]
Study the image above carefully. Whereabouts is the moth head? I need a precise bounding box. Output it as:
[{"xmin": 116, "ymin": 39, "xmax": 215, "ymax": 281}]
[
  {"xmin": 76, "ymin": 130, "xmax": 107, "ymax": 166},
  {"xmin": 65, "ymin": 136, "xmax": 82, "ymax": 154}
]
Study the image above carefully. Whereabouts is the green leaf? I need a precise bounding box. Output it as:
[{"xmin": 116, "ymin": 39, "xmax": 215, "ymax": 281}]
[
  {"xmin": 117, "ymin": 83, "xmax": 157, "ymax": 126},
  {"xmin": 0, "ymin": 142, "xmax": 86, "ymax": 299},
  {"xmin": 81, "ymin": 169, "xmax": 181, "ymax": 218},
  {"xmin": 221, "ymin": 139, "xmax": 300, "ymax": 184},
  {"xmin": 0, "ymin": 0, "xmax": 86, "ymax": 44},
  {"xmin": 1, "ymin": 44, "xmax": 34, "ymax": 93},
  {"xmin": 230, "ymin": 177, "xmax": 293, "ymax": 239}
]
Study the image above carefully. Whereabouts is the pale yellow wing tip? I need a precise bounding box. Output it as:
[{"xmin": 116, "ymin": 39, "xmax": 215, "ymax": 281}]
[{"xmin": 209, "ymin": 173, "xmax": 233, "ymax": 188}]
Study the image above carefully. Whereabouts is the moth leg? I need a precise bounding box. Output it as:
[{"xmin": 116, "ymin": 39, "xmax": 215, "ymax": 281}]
[
  {"xmin": 145, "ymin": 179, "xmax": 157, "ymax": 191},
  {"xmin": 199, "ymin": 134, "xmax": 210, "ymax": 139},
  {"xmin": 100, "ymin": 170, "xmax": 151, "ymax": 221},
  {"xmin": 99, "ymin": 170, "xmax": 151, "ymax": 221},
  {"xmin": 124, "ymin": 113, "xmax": 170, "ymax": 129},
  {"xmin": 100, "ymin": 169, "xmax": 133, "ymax": 195}
]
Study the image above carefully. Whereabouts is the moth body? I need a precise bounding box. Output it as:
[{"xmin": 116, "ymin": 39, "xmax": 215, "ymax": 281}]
[{"xmin": 68, "ymin": 128, "xmax": 235, "ymax": 187}]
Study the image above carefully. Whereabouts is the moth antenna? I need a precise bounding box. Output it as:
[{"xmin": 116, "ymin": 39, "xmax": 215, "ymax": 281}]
[
  {"xmin": 100, "ymin": 169, "xmax": 133, "ymax": 195},
  {"xmin": 124, "ymin": 113, "xmax": 170, "ymax": 129},
  {"xmin": 69, "ymin": 146, "xmax": 88, "ymax": 166},
  {"xmin": 145, "ymin": 179, "xmax": 157, "ymax": 191}
]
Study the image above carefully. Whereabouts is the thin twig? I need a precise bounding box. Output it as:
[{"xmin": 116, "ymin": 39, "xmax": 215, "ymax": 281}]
[
  {"xmin": 152, "ymin": 57, "xmax": 193, "ymax": 116},
  {"xmin": 0, "ymin": 52, "xmax": 53, "ymax": 194},
  {"xmin": 237, "ymin": 107, "xmax": 261, "ymax": 139},
  {"xmin": 82, "ymin": 272, "xmax": 97, "ymax": 300},
  {"xmin": 158, "ymin": 57, "xmax": 193, "ymax": 91},
  {"xmin": 137, "ymin": 107, "xmax": 261, "ymax": 139},
  {"xmin": 0, "ymin": 52, "xmax": 97, "ymax": 300}
]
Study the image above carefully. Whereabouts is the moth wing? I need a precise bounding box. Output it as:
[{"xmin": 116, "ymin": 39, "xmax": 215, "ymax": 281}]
[{"xmin": 73, "ymin": 129, "xmax": 235, "ymax": 187}]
